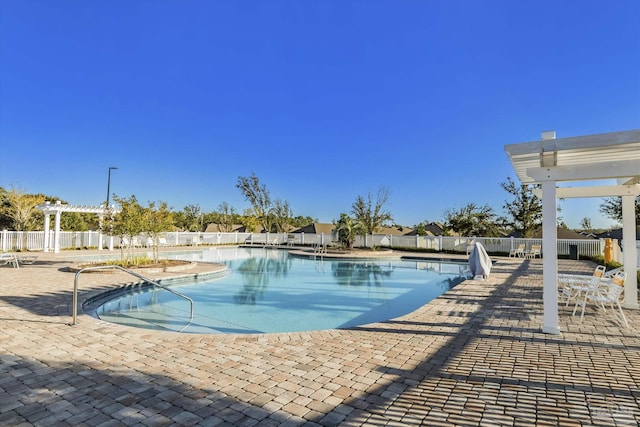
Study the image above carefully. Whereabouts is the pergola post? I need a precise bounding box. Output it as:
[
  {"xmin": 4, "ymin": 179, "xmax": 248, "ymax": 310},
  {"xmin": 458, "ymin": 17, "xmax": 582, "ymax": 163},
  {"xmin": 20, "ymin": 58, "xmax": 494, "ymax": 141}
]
[
  {"xmin": 43, "ymin": 213, "xmax": 51, "ymax": 252},
  {"xmin": 53, "ymin": 210, "xmax": 61, "ymax": 253},
  {"xmin": 541, "ymin": 180, "xmax": 560, "ymax": 334},
  {"xmin": 621, "ymin": 195, "xmax": 639, "ymax": 309}
]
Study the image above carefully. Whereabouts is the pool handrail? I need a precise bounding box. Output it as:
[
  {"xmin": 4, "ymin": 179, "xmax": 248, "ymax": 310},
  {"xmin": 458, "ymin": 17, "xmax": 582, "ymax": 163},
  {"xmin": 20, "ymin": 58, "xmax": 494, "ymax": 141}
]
[{"xmin": 72, "ymin": 265, "xmax": 194, "ymax": 330}]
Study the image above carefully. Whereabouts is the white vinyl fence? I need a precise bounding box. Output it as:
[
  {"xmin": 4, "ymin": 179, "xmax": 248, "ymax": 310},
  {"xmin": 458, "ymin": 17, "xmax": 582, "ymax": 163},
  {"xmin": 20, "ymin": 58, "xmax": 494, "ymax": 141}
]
[{"xmin": 0, "ymin": 229, "xmax": 628, "ymax": 261}]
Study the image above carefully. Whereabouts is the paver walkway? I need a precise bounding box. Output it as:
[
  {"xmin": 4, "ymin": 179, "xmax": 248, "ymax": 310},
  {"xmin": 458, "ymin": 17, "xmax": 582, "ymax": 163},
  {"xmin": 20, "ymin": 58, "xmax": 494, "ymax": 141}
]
[{"xmin": 0, "ymin": 249, "xmax": 638, "ymax": 426}]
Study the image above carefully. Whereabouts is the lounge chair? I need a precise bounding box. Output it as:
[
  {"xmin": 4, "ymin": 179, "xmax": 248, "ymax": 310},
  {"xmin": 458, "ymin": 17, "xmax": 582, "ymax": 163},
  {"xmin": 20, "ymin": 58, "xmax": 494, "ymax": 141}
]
[
  {"xmin": 509, "ymin": 244, "xmax": 526, "ymax": 258},
  {"xmin": 17, "ymin": 254, "xmax": 37, "ymax": 265},
  {"xmin": 0, "ymin": 253, "xmax": 20, "ymax": 268},
  {"xmin": 526, "ymin": 244, "xmax": 541, "ymax": 258},
  {"xmin": 269, "ymin": 238, "xmax": 279, "ymax": 246}
]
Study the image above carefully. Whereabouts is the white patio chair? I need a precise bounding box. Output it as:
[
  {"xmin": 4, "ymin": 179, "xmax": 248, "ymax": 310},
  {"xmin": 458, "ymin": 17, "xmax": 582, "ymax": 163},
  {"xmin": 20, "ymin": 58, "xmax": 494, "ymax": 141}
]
[
  {"xmin": 0, "ymin": 253, "xmax": 20, "ymax": 268},
  {"xmin": 526, "ymin": 244, "xmax": 541, "ymax": 258},
  {"xmin": 558, "ymin": 265, "xmax": 606, "ymax": 306},
  {"xmin": 158, "ymin": 237, "xmax": 169, "ymax": 246},
  {"xmin": 575, "ymin": 271, "xmax": 628, "ymax": 328},
  {"xmin": 509, "ymin": 244, "xmax": 526, "ymax": 258}
]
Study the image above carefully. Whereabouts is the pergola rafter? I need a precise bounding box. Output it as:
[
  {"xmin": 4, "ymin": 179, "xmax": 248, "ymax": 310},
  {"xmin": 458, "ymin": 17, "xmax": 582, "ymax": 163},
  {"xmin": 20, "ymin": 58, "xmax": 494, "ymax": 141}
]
[{"xmin": 505, "ymin": 129, "xmax": 640, "ymax": 334}]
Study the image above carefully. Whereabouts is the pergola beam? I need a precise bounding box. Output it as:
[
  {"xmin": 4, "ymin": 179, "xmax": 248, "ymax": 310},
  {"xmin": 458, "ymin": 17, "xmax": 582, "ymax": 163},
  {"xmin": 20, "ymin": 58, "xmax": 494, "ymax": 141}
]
[
  {"xmin": 526, "ymin": 160, "xmax": 640, "ymax": 182},
  {"xmin": 532, "ymin": 184, "xmax": 640, "ymax": 199}
]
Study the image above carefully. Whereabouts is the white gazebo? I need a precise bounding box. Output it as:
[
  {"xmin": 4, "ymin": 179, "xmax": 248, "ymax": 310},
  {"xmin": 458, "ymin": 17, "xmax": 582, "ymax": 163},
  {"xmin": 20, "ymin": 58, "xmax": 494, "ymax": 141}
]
[
  {"xmin": 37, "ymin": 201, "xmax": 119, "ymax": 253},
  {"xmin": 505, "ymin": 129, "xmax": 640, "ymax": 334}
]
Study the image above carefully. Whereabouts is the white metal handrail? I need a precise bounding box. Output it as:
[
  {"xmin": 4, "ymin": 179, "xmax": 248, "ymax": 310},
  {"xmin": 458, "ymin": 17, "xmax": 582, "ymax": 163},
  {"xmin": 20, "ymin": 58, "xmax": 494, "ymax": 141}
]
[{"xmin": 72, "ymin": 265, "xmax": 194, "ymax": 330}]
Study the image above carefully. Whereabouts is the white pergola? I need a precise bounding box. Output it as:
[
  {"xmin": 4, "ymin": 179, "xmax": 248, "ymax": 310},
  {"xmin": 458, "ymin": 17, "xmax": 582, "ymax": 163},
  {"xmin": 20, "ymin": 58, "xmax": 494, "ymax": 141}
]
[
  {"xmin": 505, "ymin": 129, "xmax": 640, "ymax": 334},
  {"xmin": 37, "ymin": 201, "xmax": 118, "ymax": 253}
]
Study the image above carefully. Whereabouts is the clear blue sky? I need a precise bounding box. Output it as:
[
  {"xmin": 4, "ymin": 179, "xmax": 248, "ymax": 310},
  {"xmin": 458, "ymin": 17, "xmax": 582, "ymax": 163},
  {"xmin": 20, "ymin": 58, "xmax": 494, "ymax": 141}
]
[{"xmin": 1, "ymin": 1, "xmax": 638, "ymax": 230}]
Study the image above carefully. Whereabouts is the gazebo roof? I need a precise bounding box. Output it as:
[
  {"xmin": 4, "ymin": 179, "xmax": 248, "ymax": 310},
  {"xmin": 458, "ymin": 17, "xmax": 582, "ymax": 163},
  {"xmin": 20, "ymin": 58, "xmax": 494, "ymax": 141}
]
[{"xmin": 504, "ymin": 129, "xmax": 640, "ymax": 186}]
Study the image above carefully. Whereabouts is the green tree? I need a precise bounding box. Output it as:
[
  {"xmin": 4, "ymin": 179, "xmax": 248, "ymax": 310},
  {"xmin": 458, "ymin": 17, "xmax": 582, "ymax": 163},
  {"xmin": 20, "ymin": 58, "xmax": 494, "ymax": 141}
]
[
  {"xmin": 500, "ymin": 177, "xmax": 542, "ymax": 237},
  {"xmin": 579, "ymin": 217, "xmax": 592, "ymax": 233},
  {"xmin": 240, "ymin": 210, "xmax": 260, "ymax": 233},
  {"xmin": 2, "ymin": 186, "xmax": 45, "ymax": 231},
  {"xmin": 216, "ymin": 201, "xmax": 237, "ymax": 232},
  {"xmin": 236, "ymin": 173, "xmax": 273, "ymax": 232},
  {"xmin": 414, "ymin": 223, "xmax": 428, "ymax": 236},
  {"xmin": 272, "ymin": 198, "xmax": 293, "ymax": 233},
  {"xmin": 334, "ymin": 213, "xmax": 362, "ymax": 249},
  {"xmin": 180, "ymin": 204, "xmax": 203, "ymax": 232},
  {"xmin": 143, "ymin": 201, "xmax": 174, "ymax": 262},
  {"xmin": 444, "ymin": 203, "xmax": 499, "ymax": 237},
  {"xmin": 290, "ymin": 215, "xmax": 317, "ymax": 228},
  {"xmin": 351, "ymin": 187, "xmax": 393, "ymax": 236},
  {"xmin": 109, "ymin": 195, "xmax": 146, "ymax": 263},
  {"xmin": 600, "ymin": 196, "xmax": 640, "ymax": 224}
]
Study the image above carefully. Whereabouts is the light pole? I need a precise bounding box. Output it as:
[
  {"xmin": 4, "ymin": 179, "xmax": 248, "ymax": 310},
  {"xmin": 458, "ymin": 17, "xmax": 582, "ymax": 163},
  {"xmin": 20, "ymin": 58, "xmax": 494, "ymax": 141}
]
[{"xmin": 106, "ymin": 166, "xmax": 118, "ymax": 207}]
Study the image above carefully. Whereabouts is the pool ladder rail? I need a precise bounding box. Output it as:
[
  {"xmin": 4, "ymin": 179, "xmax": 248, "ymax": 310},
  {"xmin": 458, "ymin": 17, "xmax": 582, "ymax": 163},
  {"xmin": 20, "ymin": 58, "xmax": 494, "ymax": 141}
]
[{"xmin": 72, "ymin": 265, "xmax": 195, "ymax": 332}]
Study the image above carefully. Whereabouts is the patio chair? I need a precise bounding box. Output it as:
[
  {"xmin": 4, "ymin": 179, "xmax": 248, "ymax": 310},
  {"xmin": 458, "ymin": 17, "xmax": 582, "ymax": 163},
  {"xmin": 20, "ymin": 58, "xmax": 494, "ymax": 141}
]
[
  {"xmin": 526, "ymin": 244, "xmax": 541, "ymax": 259},
  {"xmin": 0, "ymin": 253, "xmax": 20, "ymax": 268},
  {"xmin": 158, "ymin": 237, "xmax": 169, "ymax": 246},
  {"xmin": 574, "ymin": 271, "xmax": 628, "ymax": 328},
  {"xmin": 509, "ymin": 244, "xmax": 526, "ymax": 258},
  {"xmin": 17, "ymin": 254, "xmax": 38, "ymax": 265},
  {"xmin": 558, "ymin": 265, "xmax": 606, "ymax": 306}
]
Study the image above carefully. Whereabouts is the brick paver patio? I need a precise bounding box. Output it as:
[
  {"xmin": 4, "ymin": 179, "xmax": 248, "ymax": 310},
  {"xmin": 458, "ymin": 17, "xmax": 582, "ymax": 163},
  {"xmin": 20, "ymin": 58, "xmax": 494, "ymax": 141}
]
[{"xmin": 1, "ymin": 249, "xmax": 638, "ymax": 426}]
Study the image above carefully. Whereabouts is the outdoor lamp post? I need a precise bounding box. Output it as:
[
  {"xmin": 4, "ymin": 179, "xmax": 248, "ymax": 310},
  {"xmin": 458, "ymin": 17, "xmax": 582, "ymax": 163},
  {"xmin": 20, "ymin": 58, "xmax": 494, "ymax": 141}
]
[
  {"xmin": 106, "ymin": 166, "xmax": 118, "ymax": 207},
  {"xmin": 104, "ymin": 166, "xmax": 118, "ymax": 252}
]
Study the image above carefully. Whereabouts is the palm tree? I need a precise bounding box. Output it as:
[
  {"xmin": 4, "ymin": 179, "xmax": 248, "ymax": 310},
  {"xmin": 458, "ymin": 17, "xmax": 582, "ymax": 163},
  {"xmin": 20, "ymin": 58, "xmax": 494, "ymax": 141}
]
[{"xmin": 334, "ymin": 213, "xmax": 362, "ymax": 249}]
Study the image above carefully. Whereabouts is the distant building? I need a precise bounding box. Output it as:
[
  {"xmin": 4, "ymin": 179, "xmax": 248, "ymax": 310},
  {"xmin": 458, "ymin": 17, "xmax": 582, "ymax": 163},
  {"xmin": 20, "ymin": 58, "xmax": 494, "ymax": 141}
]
[
  {"xmin": 595, "ymin": 227, "xmax": 640, "ymax": 241},
  {"xmin": 292, "ymin": 223, "xmax": 335, "ymax": 235},
  {"xmin": 509, "ymin": 227, "xmax": 596, "ymax": 239},
  {"xmin": 204, "ymin": 223, "xmax": 252, "ymax": 233}
]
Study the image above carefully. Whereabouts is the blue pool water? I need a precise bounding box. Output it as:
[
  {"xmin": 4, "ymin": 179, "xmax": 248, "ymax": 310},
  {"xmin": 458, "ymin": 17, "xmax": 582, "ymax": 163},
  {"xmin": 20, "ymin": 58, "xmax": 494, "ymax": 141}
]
[{"xmin": 90, "ymin": 247, "xmax": 468, "ymax": 334}]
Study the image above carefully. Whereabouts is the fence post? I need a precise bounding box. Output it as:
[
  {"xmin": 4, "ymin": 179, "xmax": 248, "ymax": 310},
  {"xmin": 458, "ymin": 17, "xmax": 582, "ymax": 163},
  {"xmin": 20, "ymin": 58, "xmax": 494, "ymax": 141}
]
[
  {"xmin": 301, "ymin": 232, "xmax": 305, "ymax": 245},
  {"xmin": 1, "ymin": 229, "xmax": 6, "ymax": 251}
]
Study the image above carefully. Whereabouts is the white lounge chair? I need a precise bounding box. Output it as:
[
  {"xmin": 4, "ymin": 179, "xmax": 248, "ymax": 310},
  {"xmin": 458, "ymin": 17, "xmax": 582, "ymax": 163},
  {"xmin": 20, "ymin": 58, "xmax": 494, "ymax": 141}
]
[
  {"xmin": 526, "ymin": 244, "xmax": 541, "ymax": 259},
  {"xmin": 509, "ymin": 244, "xmax": 526, "ymax": 258},
  {"xmin": 0, "ymin": 253, "xmax": 20, "ymax": 268}
]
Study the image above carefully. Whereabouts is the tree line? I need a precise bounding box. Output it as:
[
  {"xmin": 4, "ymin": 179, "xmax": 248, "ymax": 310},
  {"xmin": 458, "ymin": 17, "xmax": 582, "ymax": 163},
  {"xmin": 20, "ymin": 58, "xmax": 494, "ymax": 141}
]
[{"xmin": 1, "ymin": 175, "xmax": 637, "ymax": 241}]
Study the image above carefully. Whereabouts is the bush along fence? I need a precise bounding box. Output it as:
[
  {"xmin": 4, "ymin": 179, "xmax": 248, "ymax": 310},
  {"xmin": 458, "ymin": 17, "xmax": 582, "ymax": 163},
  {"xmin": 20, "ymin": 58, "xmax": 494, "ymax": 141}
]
[{"xmin": 1, "ymin": 229, "xmax": 633, "ymax": 263}]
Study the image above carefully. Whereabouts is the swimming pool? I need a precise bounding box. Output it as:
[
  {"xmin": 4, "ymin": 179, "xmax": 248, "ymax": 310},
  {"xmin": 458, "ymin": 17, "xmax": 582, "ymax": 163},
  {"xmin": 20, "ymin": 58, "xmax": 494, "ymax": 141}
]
[{"xmin": 88, "ymin": 247, "xmax": 468, "ymax": 334}]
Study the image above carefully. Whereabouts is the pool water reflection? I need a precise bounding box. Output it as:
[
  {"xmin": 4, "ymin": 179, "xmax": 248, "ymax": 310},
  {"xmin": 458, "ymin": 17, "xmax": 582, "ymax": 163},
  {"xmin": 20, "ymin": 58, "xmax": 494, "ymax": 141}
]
[{"xmin": 92, "ymin": 247, "xmax": 468, "ymax": 334}]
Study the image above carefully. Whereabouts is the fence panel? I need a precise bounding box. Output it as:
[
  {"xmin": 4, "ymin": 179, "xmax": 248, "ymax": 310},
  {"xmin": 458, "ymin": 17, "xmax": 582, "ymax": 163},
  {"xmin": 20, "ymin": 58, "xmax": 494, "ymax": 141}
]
[{"xmin": 0, "ymin": 229, "xmax": 621, "ymax": 261}]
